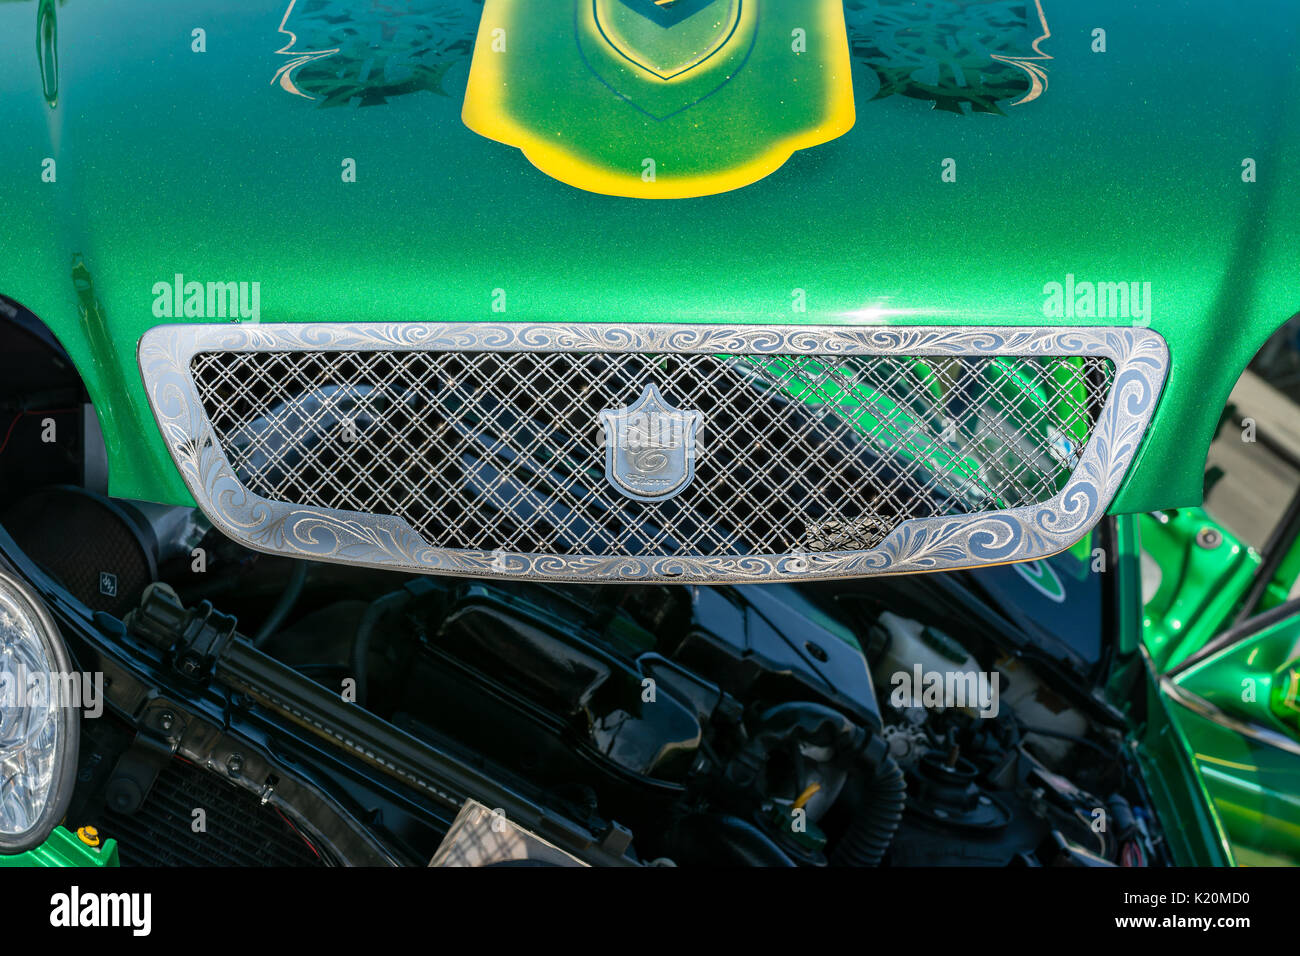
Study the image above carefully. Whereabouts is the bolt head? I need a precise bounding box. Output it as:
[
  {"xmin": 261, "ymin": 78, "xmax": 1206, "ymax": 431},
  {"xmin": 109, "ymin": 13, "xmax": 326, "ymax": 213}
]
[{"xmin": 1196, "ymin": 527, "xmax": 1223, "ymax": 549}]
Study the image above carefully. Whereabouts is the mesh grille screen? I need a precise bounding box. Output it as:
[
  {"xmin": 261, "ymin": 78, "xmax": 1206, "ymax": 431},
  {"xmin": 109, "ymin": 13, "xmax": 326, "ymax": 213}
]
[{"xmin": 189, "ymin": 350, "xmax": 1114, "ymax": 557}]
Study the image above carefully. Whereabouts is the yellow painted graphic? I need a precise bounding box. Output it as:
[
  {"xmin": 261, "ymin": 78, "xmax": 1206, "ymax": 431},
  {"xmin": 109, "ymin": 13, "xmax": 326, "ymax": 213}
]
[{"xmin": 462, "ymin": 0, "xmax": 856, "ymax": 199}]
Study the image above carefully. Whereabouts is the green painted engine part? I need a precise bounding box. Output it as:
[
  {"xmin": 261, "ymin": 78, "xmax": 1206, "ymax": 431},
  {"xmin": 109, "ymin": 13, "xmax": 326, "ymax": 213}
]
[{"xmin": 0, "ymin": 827, "xmax": 120, "ymax": 868}]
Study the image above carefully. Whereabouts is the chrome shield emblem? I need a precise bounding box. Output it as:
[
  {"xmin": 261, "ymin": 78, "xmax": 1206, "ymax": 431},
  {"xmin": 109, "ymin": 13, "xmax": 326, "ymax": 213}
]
[{"xmin": 599, "ymin": 384, "xmax": 702, "ymax": 502}]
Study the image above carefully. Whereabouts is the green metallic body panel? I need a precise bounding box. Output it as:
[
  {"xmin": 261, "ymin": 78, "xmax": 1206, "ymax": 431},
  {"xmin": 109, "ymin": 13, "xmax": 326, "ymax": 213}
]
[
  {"xmin": 1108, "ymin": 515, "xmax": 1232, "ymax": 864},
  {"xmin": 1163, "ymin": 616, "xmax": 1300, "ymax": 866},
  {"xmin": 0, "ymin": 826, "xmax": 120, "ymax": 868},
  {"xmin": 1, "ymin": 0, "xmax": 1298, "ymax": 515},
  {"xmin": 1130, "ymin": 673, "xmax": 1237, "ymax": 866},
  {"xmin": 1140, "ymin": 506, "xmax": 1300, "ymax": 667},
  {"xmin": 1140, "ymin": 510, "xmax": 1261, "ymax": 671},
  {"xmin": 1263, "ymin": 542, "xmax": 1300, "ymax": 611},
  {"xmin": 1130, "ymin": 506, "xmax": 1300, "ymax": 864},
  {"xmin": 1160, "ymin": 700, "xmax": 1300, "ymax": 866}
]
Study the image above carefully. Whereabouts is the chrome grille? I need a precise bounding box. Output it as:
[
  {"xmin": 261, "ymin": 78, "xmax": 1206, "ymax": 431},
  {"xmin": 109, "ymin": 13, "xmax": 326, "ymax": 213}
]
[
  {"xmin": 139, "ymin": 324, "xmax": 1169, "ymax": 582},
  {"xmin": 188, "ymin": 348, "xmax": 1113, "ymax": 559}
]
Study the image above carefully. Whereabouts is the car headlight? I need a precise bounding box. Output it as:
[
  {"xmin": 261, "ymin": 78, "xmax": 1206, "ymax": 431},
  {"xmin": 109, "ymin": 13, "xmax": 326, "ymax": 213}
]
[{"xmin": 0, "ymin": 568, "xmax": 79, "ymax": 853}]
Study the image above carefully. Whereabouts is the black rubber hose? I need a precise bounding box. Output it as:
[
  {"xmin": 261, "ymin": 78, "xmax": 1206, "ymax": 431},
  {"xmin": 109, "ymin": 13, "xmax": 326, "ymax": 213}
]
[
  {"xmin": 831, "ymin": 752, "xmax": 906, "ymax": 867},
  {"xmin": 252, "ymin": 560, "xmax": 309, "ymax": 648},
  {"xmin": 674, "ymin": 814, "xmax": 798, "ymax": 867},
  {"xmin": 352, "ymin": 589, "xmax": 413, "ymax": 707}
]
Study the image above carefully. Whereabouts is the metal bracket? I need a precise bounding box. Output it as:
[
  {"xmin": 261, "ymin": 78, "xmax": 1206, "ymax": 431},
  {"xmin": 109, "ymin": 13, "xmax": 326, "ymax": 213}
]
[
  {"xmin": 127, "ymin": 582, "xmax": 239, "ymax": 680},
  {"xmin": 103, "ymin": 732, "xmax": 173, "ymax": 816}
]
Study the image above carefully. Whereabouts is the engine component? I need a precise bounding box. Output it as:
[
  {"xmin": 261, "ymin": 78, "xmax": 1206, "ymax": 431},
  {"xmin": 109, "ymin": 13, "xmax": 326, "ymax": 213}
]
[
  {"xmin": 116, "ymin": 500, "xmax": 207, "ymax": 565},
  {"xmin": 36, "ymin": 505, "xmax": 1153, "ymax": 869},
  {"xmin": 874, "ymin": 611, "xmax": 983, "ymax": 716},
  {"xmin": 251, "ymin": 559, "xmax": 309, "ymax": 649},
  {"xmin": 76, "ymin": 717, "xmax": 324, "ymax": 867},
  {"xmin": 669, "ymin": 813, "xmax": 797, "ymax": 868},
  {"xmin": 881, "ymin": 723, "xmax": 929, "ymax": 768},
  {"xmin": 906, "ymin": 750, "xmax": 1012, "ymax": 831},
  {"xmin": 127, "ymin": 582, "xmax": 238, "ymax": 681},
  {"xmin": 1, "ymin": 486, "xmax": 156, "ymax": 617},
  {"xmin": 996, "ymin": 654, "xmax": 1089, "ymax": 762},
  {"xmin": 830, "ymin": 741, "xmax": 906, "ymax": 867}
]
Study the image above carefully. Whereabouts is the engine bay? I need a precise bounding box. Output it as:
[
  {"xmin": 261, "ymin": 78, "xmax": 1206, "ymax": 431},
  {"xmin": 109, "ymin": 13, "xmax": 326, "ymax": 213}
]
[
  {"xmin": 0, "ymin": 309, "xmax": 1166, "ymax": 866},
  {"xmin": 0, "ymin": 476, "xmax": 1166, "ymax": 867}
]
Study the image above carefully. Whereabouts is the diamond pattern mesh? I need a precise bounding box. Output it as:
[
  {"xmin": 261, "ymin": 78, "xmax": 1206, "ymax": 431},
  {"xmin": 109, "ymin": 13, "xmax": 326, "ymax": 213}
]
[{"xmin": 189, "ymin": 350, "xmax": 1114, "ymax": 557}]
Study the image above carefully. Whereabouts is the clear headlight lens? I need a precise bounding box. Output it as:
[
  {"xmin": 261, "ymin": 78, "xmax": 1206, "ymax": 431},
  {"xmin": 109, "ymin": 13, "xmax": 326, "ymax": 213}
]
[{"xmin": 0, "ymin": 569, "xmax": 76, "ymax": 851}]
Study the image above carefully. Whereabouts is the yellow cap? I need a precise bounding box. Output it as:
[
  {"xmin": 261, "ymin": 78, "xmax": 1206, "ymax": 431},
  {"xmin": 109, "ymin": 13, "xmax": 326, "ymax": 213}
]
[{"xmin": 76, "ymin": 826, "xmax": 101, "ymax": 848}]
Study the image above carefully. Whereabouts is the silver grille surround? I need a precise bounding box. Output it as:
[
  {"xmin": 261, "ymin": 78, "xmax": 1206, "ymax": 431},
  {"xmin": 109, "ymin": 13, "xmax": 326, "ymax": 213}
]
[{"xmin": 138, "ymin": 323, "xmax": 1169, "ymax": 583}]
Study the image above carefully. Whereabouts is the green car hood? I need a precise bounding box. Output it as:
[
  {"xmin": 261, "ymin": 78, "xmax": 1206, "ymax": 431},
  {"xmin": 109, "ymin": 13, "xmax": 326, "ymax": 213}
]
[{"xmin": 1, "ymin": 0, "xmax": 1298, "ymax": 513}]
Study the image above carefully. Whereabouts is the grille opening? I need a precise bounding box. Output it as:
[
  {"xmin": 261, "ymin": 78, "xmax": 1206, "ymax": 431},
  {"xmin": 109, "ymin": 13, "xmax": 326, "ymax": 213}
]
[
  {"xmin": 190, "ymin": 349, "xmax": 1114, "ymax": 559},
  {"xmin": 75, "ymin": 717, "xmax": 324, "ymax": 867}
]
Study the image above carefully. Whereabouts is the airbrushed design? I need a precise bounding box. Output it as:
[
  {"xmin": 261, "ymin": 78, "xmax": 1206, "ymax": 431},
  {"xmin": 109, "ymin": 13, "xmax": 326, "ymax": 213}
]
[
  {"xmin": 271, "ymin": 0, "xmax": 482, "ymax": 105},
  {"xmin": 621, "ymin": 0, "xmax": 722, "ymax": 29},
  {"xmin": 845, "ymin": 0, "xmax": 1052, "ymax": 114},
  {"xmin": 462, "ymin": 0, "xmax": 857, "ymax": 198},
  {"xmin": 595, "ymin": 0, "xmax": 745, "ymax": 82},
  {"xmin": 268, "ymin": 1, "xmax": 1053, "ymax": 194},
  {"xmin": 600, "ymin": 384, "xmax": 703, "ymax": 501}
]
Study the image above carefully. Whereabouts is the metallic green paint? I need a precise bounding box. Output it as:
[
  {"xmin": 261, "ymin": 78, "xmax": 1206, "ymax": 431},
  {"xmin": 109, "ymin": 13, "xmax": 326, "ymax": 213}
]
[
  {"xmin": 1103, "ymin": 518, "xmax": 1226, "ymax": 865},
  {"xmin": 1163, "ymin": 615, "xmax": 1300, "ymax": 865},
  {"xmin": 844, "ymin": 0, "xmax": 1051, "ymax": 116},
  {"xmin": 1104, "ymin": 516, "xmax": 1231, "ymax": 865},
  {"xmin": 1140, "ymin": 505, "xmax": 1300, "ymax": 665},
  {"xmin": 1130, "ymin": 666, "xmax": 1237, "ymax": 866},
  {"xmin": 1130, "ymin": 505, "xmax": 1300, "ymax": 864},
  {"xmin": 0, "ymin": 826, "xmax": 120, "ymax": 868},
  {"xmin": 0, "ymin": 0, "xmax": 1297, "ymax": 517},
  {"xmin": 272, "ymin": 0, "xmax": 482, "ymax": 106},
  {"xmin": 1259, "ymin": 533, "xmax": 1300, "ymax": 613},
  {"xmin": 1140, "ymin": 509, "xmax": 1260, "ymax": 671}
]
